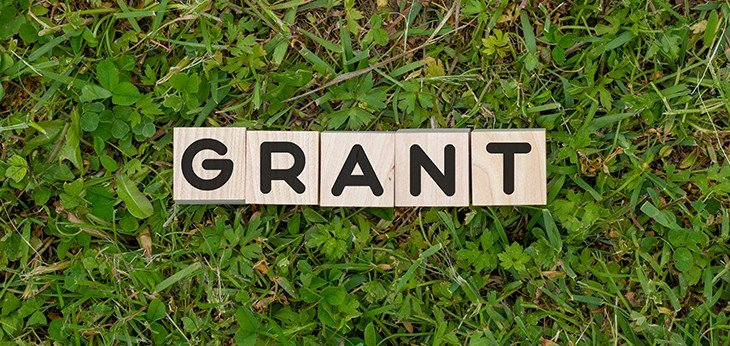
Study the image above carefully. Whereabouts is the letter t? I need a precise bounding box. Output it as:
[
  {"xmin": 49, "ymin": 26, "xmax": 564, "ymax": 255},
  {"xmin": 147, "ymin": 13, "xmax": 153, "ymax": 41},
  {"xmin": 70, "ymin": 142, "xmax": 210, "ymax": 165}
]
[{"xmin": 486, "ymin": 142, "xmax": 532, "ymax": 195}]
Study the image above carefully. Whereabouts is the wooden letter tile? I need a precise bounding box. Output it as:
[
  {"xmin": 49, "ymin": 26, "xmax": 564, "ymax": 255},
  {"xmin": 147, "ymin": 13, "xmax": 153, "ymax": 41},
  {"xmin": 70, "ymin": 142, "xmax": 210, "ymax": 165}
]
[
  {"xmin": 395, "ymin": 129, "xmax": 470, "ymax": 207},
  {"xmin": 173, "ymin": 127, "xmax": 246, "ymax": 204},
  {"xmin": 320, "ymin": 132, "xmax": 395, "ymax": 207},
  {"xmin": 245, "ymin": 131, "xmax": 319, "ymax": 205},
  {"xmin": 471, "ymin": 129, "xmax": 546, "ymax": 205}
]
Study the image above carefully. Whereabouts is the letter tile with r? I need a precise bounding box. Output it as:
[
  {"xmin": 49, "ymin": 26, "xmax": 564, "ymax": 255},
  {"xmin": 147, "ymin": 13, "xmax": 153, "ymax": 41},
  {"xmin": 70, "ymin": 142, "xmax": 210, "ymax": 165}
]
[{"xmin": 245, "ymin": 131, "xmax": 319, "ymax": 205}]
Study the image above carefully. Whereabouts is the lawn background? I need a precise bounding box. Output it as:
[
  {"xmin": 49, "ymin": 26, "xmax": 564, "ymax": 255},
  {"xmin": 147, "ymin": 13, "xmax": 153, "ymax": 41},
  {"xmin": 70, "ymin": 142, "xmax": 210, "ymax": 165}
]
[{"xmin": 1, "ymin": 0, "xmax": 729, "ymax": 344}]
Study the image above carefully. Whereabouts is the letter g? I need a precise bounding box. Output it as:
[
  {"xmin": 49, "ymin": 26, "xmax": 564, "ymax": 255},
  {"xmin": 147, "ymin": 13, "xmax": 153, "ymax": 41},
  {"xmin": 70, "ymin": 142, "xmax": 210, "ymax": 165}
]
[{"xmin": 181, "ymin": 139, "xmax": 234, "ymax": 191}]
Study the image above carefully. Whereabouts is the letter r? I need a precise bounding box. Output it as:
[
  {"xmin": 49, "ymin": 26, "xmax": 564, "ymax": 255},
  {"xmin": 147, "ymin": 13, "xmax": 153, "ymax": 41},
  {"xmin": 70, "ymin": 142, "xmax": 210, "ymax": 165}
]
[{"xmin": 260, "ymin": 141, "xmax": 307, "ymax": 194}]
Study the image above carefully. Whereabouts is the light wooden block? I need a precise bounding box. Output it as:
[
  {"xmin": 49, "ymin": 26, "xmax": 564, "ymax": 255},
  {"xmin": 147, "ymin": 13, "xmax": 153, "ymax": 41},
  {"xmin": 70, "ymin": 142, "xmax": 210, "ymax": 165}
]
[
  {"xmin": 471, "ymin": 129, "xmax": 546, "ymax": 205},
  {"xmin": 395, "ymin": 129, "xmax": 470, "ymax": 207},
  {"xmin": 245, "ymin": 131, "xmax": 319, "ymax": 205},
  {"xmin": 173, "ymin": 127, "xmax": 246, "ymax": 204},
  {"xmin": 320, "ymin": 132, "xmax": 395, "ymax": 207}
]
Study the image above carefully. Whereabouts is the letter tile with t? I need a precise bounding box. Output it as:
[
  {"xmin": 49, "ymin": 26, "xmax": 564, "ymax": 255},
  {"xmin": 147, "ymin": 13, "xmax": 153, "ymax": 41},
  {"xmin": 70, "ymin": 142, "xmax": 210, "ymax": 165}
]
[{"xmin": 471, "ymin": 129, "xmax": 546, "ymax": 205}]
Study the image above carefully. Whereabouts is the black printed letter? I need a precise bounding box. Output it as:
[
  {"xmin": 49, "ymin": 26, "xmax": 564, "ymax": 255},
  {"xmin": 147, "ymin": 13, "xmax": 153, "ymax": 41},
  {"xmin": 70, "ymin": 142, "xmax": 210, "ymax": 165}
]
[
  {"xmin": 486, "ymin": 142, "xmax": 532, "ymax": 194},
  {"xmin": 260, "ymin": 142, "xmax": 306, "ymax": 194},
  {"xmin": 410, "ymin": 144, "xmax": 455, "ymax": 197},
  {"xmin": 182, "ymin": 139, "xmax": 233, "ymax": 191},
  {"xmin": 331, "ymin": 144, "xmax": 383, "ymax": 197}
]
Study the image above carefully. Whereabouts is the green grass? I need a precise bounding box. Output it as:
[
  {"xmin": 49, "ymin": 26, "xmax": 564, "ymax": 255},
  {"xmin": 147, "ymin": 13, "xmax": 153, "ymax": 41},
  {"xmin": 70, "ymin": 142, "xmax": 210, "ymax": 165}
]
[{"xmin": 1, "ymin": 0, "xmax": 729, "ymax": 344}]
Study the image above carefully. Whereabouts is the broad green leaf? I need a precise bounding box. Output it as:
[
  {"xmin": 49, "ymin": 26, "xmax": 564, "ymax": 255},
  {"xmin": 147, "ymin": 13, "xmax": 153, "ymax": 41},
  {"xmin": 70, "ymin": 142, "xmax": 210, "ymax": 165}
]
[
  {"xmin": 520, "ymin": 12, "xmax": 536, "ymax": 54},
  {"xmin": 117, "ymin": 174, "xmax": 154, "ymax": 219},
  {"xmin": 169, "ymin": 74, "xmax": 189, "ymax": 92},
  {"xmin": 0, "ymin": 53, "xmax": 13, "ymax": 72},
  {"xmin": 364, "ymin": 322, "xmax": 377, "ymax": 346},
  {"xmin": 321, "ymin": 286, "xmax": 346, "ymax": 305},
  {"xmin": 0, "ymin": 6, "xmax": 25, "ymax": 40},
  {"xmin": 24, "ymin": 119, "xmax": 61, "ymax": 150},
  {"xmin": 641, "ymin": 201, "xmax": 681, "ymax": 230},
  {"xmin": 100, "ymin": 154, "xmax": 118, "ymax": 171},
  {"xmin": 302, "ymin": 207, "xmax": 327, "ymax": 223},
  {"xmin": 80, "ymin": 112, "xmax": 99, "ymax": 132},
  {"xmin": 704, "ymin": 11, "xmax": 719, "ymax": 47},
  {"xmin": 0, "ymin": 316, "xmax": 22, "ymax": 337},
  {"xmin": 79, "ymin": 84, "xmax": 111, "ymax": 103},
  {"xmin": 297, "ymin": 29, "xmax": 342, "ymax": 54},
  {"xmin": 146, "ymin": 299, "xmax": 167, "ymax": 322},
  {"xmin": 1, "ymin": 293, "xmax": 20, "ymax": 315},
  {"xmin": 524, "ymin": 53, "xmax": 539, "ymax": 71},
  {"xmin": 589, "ymin": 112, "xmax": 634, "ymax": 131},
  {"xmin": 154, "ymin": 262, "xmax": 202, "ymax": 293},
  {"xmin": 112, "ymin": 82, "xmax": 141, "ymax": 106},
  {"xmin": 542, "ymin": 209, "xmax": 562, "ymax": 251},
  {"xmin": 298, "ymin": 47, "xmax": 335, "ymax": 75},
  {"xmin": 344, "ymin": 0, "xmax": 363, "ymax": 34},
  {"xmin": 5, "ymin": 155, "xmax": 27, "ymax": 182},
  {"xmin": 552, "ymin": 45, "xmax": 565, "ymax": 65},
  {"xmin": 59, "ymin": 110, "xmax": 83, "ymax": 169},
  {"xmin": 96, "ymin": 59, "xmax": 118, "ymax": 89},
  {"xmin": 26, "ymin": 311, "xmax": 46, "ymax": 327},
  {"xmin": 111, "ymin": 119, "xmax": 130, "ymax": 139},
  {"xmin": 393, "ymin": 244, "xmax": 441, "ymax": 295},
  {"xmin": 141, "ymin": 122, "xmax": 155, "ymax": 137},
  {"xmin": 673, "ymin": 247, "xmax": 693, "ymax": 272},
  {"xmin": 272, "ymin": 39, "xmax": 288, "ymax": 65},
  {"xmin": 162, "ymin": 95, "xmax": 183, "ymax": 111},
  {"xmin": 605, "ymin": 31, "xmax": 633, "ymax": 51}
]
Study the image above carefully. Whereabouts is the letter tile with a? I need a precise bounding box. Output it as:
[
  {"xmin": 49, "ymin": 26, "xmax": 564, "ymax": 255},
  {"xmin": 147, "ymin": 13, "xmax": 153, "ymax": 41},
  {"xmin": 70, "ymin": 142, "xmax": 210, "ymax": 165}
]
[{"xmin": 320, "ymin": 132, "xmax": 395, "ymax": 207}]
